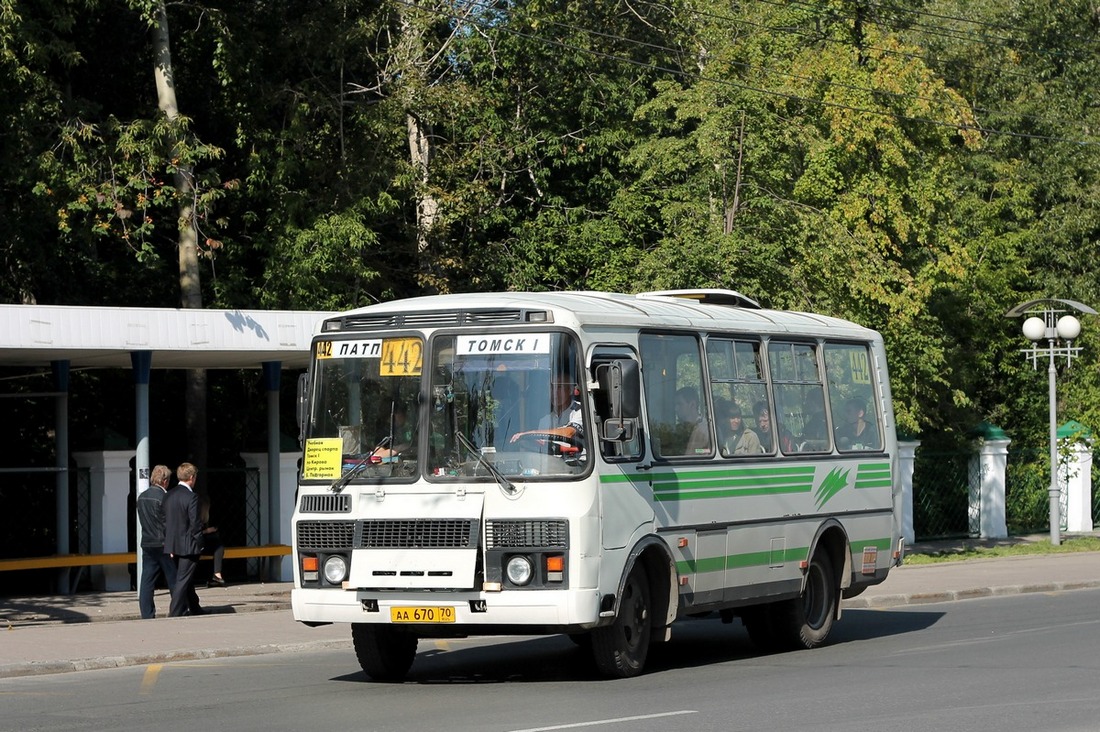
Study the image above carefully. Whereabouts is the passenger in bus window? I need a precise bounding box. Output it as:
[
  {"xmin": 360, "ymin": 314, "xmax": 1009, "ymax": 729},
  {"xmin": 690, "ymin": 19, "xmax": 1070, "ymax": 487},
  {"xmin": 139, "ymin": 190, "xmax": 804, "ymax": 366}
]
[
  {"xmin": 835, "ymin": 398, "xmax": 878, "ymax": 450},
  {"xmin": 720, "ymin": 402, "xmax": 762, "ymax": 456},
  {"xmin": 675, "ymin": 387, "xmax": 710, "ymax": 455},
  {"xmin": 754, "ymin": 401, "xmax": 793, "ymax": 453}
]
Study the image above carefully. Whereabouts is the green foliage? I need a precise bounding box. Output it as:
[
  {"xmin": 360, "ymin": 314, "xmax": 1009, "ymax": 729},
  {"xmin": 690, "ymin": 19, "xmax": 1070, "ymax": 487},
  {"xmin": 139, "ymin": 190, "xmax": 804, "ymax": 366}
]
[
  {"xmin": 36, "ymin": 114, "xmax": 224, "ymax": 262},
  {"xmin": 6, "ymin": 0, "xmax": 1100, "ymax": 482}
]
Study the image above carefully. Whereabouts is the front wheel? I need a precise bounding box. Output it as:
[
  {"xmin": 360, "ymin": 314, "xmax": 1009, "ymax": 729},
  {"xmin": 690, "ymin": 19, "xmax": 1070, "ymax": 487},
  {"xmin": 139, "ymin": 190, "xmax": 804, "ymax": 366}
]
[
  {"xmin": 591, "ymin": 566, "xmax": 652, "ymax": 677},
  {"xmin": 351, "ymin": 624, "xmax": 418, "ymax": 682},
  {"xmin": 771, "ymin": 552, "xmax": 838, "ymax": 650}
]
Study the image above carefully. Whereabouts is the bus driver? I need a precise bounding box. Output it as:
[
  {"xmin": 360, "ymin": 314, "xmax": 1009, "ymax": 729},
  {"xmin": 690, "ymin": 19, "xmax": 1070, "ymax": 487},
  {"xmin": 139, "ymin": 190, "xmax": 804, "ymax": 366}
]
[{"xmin": 509, "ymin": 376, "xmax": 584, "ymax": 447}]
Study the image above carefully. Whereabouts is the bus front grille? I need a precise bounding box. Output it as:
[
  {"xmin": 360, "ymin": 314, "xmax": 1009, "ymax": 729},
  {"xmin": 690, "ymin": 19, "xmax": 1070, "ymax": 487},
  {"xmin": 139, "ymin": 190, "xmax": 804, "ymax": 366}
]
[
  {"xmin": 355, "ymin": 519, "xmax": 479, "ymax": 549},
  {"xmin": 299, "ymin": 494, "xmax": 351, "ymax": 513},
  {"xmin": 296, "ymin": 520, "xmax": 356, "ymax": 550},
  {"xmin": 485, "ymin": 520, "xmax": 568, "ymax": 548}
]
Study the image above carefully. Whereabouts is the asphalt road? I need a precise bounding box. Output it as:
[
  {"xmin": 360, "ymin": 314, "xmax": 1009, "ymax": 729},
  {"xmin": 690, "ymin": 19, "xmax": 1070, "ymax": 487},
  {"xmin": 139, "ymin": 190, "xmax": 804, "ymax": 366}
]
[{"xmin": 2, "ymin": 587, "xmax": 1099, "ymax": 732}]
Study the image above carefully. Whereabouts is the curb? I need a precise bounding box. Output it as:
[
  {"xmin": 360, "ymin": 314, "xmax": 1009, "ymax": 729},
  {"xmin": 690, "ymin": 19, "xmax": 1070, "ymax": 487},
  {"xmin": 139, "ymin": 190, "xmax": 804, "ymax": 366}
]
[
  {"xmin": 842, "ymin": 579, "xmax": 1100, "ymax": 609},
  {"xmin": 2, "ymin": 599, "xmax": 293, "ymax": 627},
  {"xmin": 0, "ymin": 638, "xmax": 351, "ymax": 680}
]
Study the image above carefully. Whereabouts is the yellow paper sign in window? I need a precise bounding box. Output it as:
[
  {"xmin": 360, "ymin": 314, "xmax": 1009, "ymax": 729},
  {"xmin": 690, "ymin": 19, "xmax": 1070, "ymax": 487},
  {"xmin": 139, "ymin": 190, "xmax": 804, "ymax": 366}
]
[
  {"xmin": 380, "ymin": 337, "xmax": 423, "ymax": 376},
  {"xmin": 302, "ymin": 438, "xmax": 343, "ymax": 480}
]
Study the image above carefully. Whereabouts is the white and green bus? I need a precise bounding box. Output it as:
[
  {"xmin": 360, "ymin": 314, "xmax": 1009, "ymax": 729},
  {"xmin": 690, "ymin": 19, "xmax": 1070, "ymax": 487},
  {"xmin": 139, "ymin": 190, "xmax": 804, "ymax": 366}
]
[{"xmin": 292, "ymin": 290, "xmax": 904, "ymax": 679}]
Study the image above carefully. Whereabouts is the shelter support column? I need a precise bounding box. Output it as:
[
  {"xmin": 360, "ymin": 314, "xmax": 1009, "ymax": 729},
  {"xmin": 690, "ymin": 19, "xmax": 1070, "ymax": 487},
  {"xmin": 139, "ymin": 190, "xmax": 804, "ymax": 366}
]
[
  {"xmin": 131, "ymin": 351, "xmax": 152, "ymax": 585},
  {"xmin": 52, "ymin": 361, "xmax": 70, "ymax": 553},
  {"xmin": 52, "ymin": 360, "xmax": 71, "ymax": 593},
  {"xmin": 262, "ymin": 362, "xmax": 281, "ymax": 548},
  {"xmin": 72, "ymin": 450, "xmax": 133, "ymax": 590}
]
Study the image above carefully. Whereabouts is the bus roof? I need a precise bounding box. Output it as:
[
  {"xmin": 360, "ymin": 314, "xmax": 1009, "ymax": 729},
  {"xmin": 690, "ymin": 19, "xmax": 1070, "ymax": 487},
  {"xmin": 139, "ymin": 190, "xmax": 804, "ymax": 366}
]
[{"xmin": 318, "ymin": 291, "xmax": 879, "ymax": 340}]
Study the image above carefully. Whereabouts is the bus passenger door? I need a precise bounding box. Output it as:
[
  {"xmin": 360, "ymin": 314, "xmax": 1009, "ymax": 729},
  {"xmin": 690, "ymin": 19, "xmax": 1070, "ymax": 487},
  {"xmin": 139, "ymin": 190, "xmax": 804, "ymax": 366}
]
[{"xmin": 591, "ymin": 348, "xmax": 652, "ymax": 551}]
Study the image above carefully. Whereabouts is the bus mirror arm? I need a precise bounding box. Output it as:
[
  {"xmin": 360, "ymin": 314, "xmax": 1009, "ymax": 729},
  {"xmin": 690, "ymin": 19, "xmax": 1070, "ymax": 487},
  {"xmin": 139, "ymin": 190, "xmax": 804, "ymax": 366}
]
[{"xmin": 600, "ymin": 418, "xmax": 636, "ymax": 442}]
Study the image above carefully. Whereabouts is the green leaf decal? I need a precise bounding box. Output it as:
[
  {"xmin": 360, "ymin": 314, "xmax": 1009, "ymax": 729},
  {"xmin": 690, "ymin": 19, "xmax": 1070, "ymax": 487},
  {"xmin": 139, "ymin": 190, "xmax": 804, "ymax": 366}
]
[{"xmin": 815, "ymin": 468, "xmax": 850, "ymax": 509}]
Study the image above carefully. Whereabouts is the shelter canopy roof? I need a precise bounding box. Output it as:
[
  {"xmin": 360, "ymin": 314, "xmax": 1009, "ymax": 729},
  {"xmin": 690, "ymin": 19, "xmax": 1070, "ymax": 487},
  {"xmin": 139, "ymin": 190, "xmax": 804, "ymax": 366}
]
[{"xmin": 0, "ymin": 305, "xmax": 334, "ymax": 370}]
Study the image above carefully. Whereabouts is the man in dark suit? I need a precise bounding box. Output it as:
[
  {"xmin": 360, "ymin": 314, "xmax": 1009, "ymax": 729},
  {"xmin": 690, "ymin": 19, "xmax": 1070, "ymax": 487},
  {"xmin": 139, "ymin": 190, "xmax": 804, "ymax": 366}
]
[
  {"xmin": 136, "ymin": 464, "xmax": 177, "ymax": 619},
  {"xmin": 164, "ymin": 462, "xmax": 205, "ymax": 617}
]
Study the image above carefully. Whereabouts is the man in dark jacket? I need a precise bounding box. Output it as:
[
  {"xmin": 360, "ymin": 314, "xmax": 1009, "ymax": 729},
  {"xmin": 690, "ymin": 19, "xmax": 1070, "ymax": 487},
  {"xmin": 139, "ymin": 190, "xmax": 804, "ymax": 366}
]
[
  {"xmin": 164, "ymin": 462, "xmax": 205, "ymax": 617},
  {"xmin": 136, "ymin": 464, "xmax": 177, "ymax": 619}
]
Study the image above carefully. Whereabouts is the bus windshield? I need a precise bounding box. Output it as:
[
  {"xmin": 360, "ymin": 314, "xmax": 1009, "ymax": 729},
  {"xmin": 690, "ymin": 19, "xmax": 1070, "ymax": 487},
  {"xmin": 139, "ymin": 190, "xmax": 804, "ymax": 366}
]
[
  {"xmin": 307, "ymin": 337, "xmax": 424, "ymax": 480},
  {"xmin": 305, "ymin": 331, "xmax": 588, "ymax": 481},
  {"xmin": 427, "ymin": 332, "xmax": 587, "ymax": 479}
]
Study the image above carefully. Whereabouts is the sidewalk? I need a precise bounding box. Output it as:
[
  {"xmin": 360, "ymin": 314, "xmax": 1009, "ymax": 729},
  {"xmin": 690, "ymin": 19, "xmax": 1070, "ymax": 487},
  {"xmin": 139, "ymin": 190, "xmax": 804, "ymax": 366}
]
[{"xmin": 2, "ymin": 550, "xmax": 1099, "ymax": 679}]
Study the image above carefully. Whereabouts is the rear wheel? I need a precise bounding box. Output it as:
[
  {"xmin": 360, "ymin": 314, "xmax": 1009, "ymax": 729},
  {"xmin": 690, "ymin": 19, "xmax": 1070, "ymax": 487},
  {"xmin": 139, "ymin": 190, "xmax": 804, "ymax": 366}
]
[
  {"xmin": 351, "ymin": 624, "xmax": 418, "ymax": 682},
  {"xmin": 771, "ymin": 552, "xmax": 837, "ymax": 650},
  {"xmin": 591, "ymin": 566, "xmax": 652, "ymax": 677}
]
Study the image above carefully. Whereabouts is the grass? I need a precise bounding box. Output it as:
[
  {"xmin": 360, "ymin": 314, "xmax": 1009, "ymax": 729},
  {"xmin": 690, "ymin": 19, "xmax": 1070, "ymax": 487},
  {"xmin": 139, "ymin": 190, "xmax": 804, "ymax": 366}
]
[{"xmin": 905, "ymin": 535, "xmax": 1100, "ymax": 564}]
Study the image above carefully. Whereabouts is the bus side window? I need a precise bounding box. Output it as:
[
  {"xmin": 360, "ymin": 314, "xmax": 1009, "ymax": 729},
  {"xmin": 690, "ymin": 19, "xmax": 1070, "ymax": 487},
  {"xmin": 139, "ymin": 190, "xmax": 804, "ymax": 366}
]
[
  {"xmin": 767, "ymin": 341, "xmax": 825, "ymax": 455},
  {"xmin": 640, "ymin": 333, "xmax": 711, "ymax": 459},
  {"xmin": 824, "ymin": 342, "xmax": 882, "ymax": 452},
  {"xmin": 707, "ymin": 338, "xmax": 767, "ymax": 457}
]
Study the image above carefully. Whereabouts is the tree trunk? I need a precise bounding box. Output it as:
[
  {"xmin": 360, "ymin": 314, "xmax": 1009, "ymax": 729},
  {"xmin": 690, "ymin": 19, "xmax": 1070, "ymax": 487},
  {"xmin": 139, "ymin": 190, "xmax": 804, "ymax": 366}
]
[
  {"xmin": 407, "ymin": 111, "xmax": 440, "ymax": 292},
  {"xmin": 152, "ymin": 0, "xmax": 208, "ymax": 468},
  {"xmin": 395, "ymin": 2, "xmax": 442, "ymax": 295}
]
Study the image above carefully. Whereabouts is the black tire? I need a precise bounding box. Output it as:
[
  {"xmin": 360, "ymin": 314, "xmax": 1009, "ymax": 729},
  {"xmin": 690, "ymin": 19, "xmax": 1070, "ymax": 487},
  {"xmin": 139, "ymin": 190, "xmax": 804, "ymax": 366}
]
[
  {"xmin": 591, "ymin": 566, "xmax": 652, "ymax": 677},
  {"xmin": 351, "ymin": 623, "xmax": 418, "ymax": 682},
  {"xmin": 771, "ymin": 552, "xmax": 837, "ymax": 650}
]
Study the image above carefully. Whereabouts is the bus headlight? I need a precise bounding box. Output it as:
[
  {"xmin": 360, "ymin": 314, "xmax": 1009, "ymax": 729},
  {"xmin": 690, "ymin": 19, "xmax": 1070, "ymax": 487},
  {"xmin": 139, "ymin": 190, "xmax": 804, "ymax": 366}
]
[
  {"xmin": 505, "ymin": 555, "xmax": 533, "ymax": 586},
  {"xmin": 323, "ymin": 555, "xmax": 349, "ymax": 584}
]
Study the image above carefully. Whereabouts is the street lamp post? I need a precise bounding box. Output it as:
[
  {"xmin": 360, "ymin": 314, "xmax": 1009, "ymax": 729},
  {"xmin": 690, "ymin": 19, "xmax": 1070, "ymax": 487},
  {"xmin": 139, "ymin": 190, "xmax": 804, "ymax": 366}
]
[{"xmin": 1006, "ymin": 299, "xmax": 1096, "ymax": 546}]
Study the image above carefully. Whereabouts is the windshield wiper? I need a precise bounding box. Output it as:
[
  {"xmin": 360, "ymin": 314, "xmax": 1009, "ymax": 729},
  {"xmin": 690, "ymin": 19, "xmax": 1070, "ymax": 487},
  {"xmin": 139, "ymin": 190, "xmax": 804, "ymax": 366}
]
[
  {"xmin": 329, "ymin": 434, "xmax": 392, "ymax": 494},
  {"xmin": 455, "ymin": 432, "xmax": 516, "ymax": 495}
]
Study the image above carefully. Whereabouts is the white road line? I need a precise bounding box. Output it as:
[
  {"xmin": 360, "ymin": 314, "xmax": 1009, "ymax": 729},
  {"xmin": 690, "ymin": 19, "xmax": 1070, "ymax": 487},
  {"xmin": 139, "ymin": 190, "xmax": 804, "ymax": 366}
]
[{"xmin": 508, "ymin": 709, "xmax": 697, "ymax": 732}]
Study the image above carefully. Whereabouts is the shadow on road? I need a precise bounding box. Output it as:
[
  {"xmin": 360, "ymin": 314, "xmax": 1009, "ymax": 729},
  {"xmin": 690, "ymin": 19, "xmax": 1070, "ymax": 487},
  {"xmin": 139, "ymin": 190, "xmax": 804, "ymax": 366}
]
[{"xmin": 332, "ymin": 607, "xmax": 945, "ymax": 684}]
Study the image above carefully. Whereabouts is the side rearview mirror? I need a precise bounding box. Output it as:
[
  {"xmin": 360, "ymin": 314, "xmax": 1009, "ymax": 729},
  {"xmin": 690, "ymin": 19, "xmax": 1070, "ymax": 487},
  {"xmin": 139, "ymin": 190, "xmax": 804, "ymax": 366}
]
[
  {"xmin": 296, "ymin": 372, "xmax": 309, "ymax": 447},
  {"xmin": 603, "ymin": 359, "xmax": 640, "ymax": 420}
]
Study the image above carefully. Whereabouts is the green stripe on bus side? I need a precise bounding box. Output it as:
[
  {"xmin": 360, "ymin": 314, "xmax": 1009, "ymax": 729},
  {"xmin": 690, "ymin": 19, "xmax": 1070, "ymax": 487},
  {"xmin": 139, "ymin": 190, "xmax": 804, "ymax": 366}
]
[
  {"xmin": 850, "ymin": 537, "xmax": 893, "ymax": 552},
  {"xmin": 677, "ymin": 539, "xmax": 893, "ymax": 576},
  {"xmin": 600, "ymin": 465, "xmax": 815, "ymax": 481},
  {"xmin": 656, "ymin": 484, "xmax": 811, "ymax": 501},
  {"xmin": 854, "ymin": 463, "xmax": 892, "ymax": 490},
  {"xmin": 676, "ymin": 546, "xmax": 810, "ymax": 575},
  {"xmin": 598, "ymin": 473, "xmax": 646, "ymax": 484},
  {"xmin": 654, "ymin": 474, "xmax": 815, "ymax": 492},
  {"xmin": 603, "ymin": 462, "xmax": 891, "ymax": 499},
  {"xmin": 652, "ymin": 466, "xmax": 816, "ymax": 481}
]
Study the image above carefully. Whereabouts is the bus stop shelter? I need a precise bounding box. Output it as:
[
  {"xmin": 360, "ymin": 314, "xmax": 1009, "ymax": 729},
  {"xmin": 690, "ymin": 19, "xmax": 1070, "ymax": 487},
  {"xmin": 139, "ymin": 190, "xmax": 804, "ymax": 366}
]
[{"xmin": 0, "ymin": 304, "xmax": 334, "ymax": 590}]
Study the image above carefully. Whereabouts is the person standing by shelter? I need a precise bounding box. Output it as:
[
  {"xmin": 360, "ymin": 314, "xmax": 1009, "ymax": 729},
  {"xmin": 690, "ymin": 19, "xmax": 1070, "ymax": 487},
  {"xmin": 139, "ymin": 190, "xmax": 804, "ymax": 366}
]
[
  {"xmin": 136, "ymin": 464, "xmax": 177, "ymax": 619},
  {"xmin": 164, "ymin": 462, "xmax": 205, "ymax": 617},
  {"xmin": 200, "ymin": 491, "xmax": 226, "ymax": 587}
]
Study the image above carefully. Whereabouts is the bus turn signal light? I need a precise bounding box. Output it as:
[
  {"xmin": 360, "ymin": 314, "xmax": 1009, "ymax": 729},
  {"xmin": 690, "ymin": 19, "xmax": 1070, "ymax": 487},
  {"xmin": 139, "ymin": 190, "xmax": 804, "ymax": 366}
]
[
  {"xmin": 301, "ymin": 555, "xmax": 319, "ymax": 582},
  {"xmin": 546, "ymin": 555, "xmax": 564, "ymax": 582}
]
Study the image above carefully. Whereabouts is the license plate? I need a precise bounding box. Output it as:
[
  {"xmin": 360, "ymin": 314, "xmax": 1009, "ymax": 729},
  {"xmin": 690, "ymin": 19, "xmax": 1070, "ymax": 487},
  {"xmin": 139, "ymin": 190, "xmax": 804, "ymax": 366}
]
[{"xmin": 390, "ymin": 606, "xmax": 456, "ymax": 623}]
